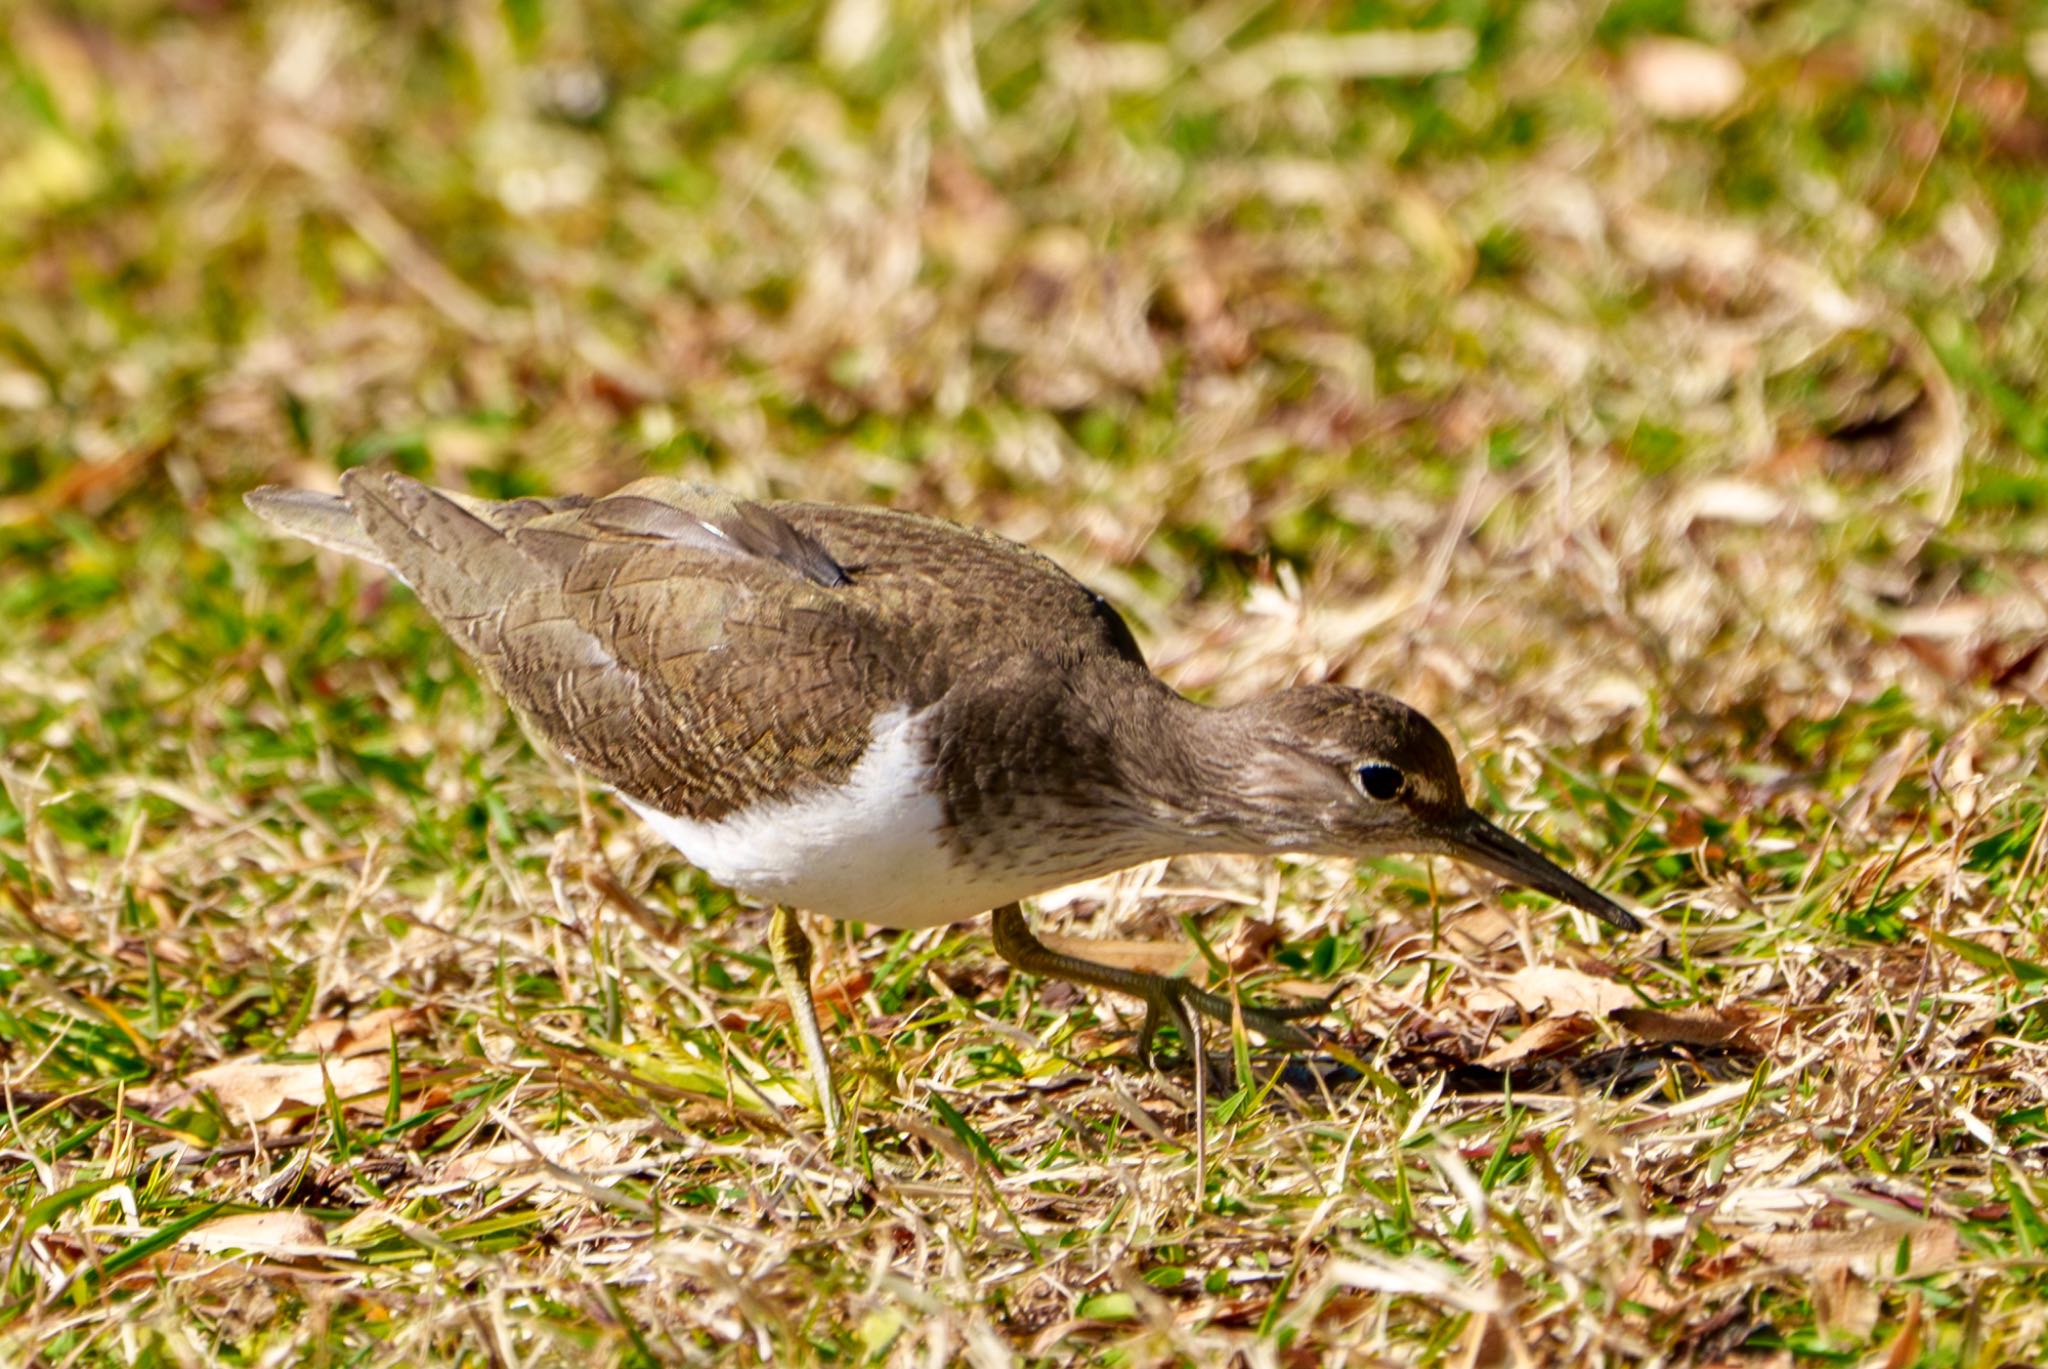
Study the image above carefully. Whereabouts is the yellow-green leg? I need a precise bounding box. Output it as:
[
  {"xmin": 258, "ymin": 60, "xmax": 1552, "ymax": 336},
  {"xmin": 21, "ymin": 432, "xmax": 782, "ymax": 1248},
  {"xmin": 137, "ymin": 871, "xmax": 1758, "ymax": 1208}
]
[
  {"xmin": 768, "ymin": 905, "xmax": 841, "ymax": 1138},
  {"xmin": 988, "ymin": 903, "xmax": 1331, "ymax": 1063}
]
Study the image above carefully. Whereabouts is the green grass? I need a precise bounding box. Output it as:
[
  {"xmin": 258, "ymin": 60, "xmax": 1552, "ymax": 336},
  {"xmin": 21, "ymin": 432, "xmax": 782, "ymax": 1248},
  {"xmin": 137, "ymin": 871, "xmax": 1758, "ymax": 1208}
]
[{"xmin": 4, "ymin": 0, "xmax": 2048, "ymax": 1363}]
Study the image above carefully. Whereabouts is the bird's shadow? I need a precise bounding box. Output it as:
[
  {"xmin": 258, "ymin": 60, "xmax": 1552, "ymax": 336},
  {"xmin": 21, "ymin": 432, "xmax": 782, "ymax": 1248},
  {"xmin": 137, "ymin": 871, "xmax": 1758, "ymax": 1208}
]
[{"xmin": 1170, "ymin": 1039, "xmax": 1763, "ymax": 1102}]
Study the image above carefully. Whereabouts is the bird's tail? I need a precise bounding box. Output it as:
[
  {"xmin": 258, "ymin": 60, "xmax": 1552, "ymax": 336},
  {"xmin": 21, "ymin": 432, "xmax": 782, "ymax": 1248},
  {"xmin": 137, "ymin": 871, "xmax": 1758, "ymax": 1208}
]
[{"xmin": 244, "ymin": 485, "xmax": 392, "ymax": 570}]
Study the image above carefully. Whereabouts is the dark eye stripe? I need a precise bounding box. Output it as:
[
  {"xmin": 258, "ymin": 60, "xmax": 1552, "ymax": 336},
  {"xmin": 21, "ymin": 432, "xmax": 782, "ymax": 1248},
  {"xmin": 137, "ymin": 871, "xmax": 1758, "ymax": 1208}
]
[{"xmin": 1357, "ymin": 763, "xmax": 1404, "ymax": 801}]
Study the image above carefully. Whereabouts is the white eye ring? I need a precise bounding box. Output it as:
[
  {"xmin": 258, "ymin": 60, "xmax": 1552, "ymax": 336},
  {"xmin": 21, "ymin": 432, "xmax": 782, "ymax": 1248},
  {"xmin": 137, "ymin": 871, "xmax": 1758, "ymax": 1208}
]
[{"xmin": 1356, "ymin": 762, "xmax": 1404, "ymax": 801}]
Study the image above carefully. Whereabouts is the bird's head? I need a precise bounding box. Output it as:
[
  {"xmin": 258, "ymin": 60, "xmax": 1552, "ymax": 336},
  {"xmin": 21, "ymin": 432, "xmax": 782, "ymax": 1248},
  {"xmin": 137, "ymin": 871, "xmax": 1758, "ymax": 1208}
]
[{"xmin": 1215, "ymin": 684, "xmax": 1639, "ymax": 932}]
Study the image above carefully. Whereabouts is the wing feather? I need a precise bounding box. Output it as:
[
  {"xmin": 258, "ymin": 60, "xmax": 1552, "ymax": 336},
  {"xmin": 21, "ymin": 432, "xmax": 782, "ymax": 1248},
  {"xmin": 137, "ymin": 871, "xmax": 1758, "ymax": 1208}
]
[{"xmin": 254, "ymin": 471, "xmax": 1151, "ymax": 824}]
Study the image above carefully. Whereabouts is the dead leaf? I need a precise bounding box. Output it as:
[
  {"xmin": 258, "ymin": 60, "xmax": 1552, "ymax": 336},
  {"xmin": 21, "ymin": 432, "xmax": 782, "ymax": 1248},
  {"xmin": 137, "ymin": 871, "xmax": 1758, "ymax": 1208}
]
[
  {"xmin": 1623, "ymin": 38, "xmax": 1745, "ymax": 120},
  {"xmin": 290, "ymin": 1006, "xmax": 424, "ymax": 1058},
  {"xmin": 1477, "ymin": 1015, "xmax": 1597, "ymax": 1069},
  {"xmin": 135, "ymin": 1054, "xmax": 390, "ymax": 1123},
  {"xmin": 1467, "ymin": 965, "xmax": 1637, "ymax": 1018},
  {"xmin": 1448, "ymin": 1270, "xmax": 1529, "ymax": 1369},
  {"xmin": 1881, "ymin": 1294, "xmax": 1922, "ymax": 1369},
  {"xmin": 749, "ymin": 971, "xmax": 873, "ymax": 1023},
  {"xmin": 1812, "ymin": 1264, "xmax": 1880, "ymax": 1342},
  {"xmin": 1227, "ymin": 917, "xmax": 1286, "ymax": 971},
  {"xmin": 1448, "ymin": 1312, "xmax": 1520, "ymax": 1369},
  {"xmin": 1665, "ymin": 808, "xmax": 1725, "ymax": 860},
  {"xmin": 1989, "ymin": 636, "xmax": 2047, "ymax": 695},
  {"xmin": 181, "ymin": 1210, "xmax": 335, "ymax": 1260},
  {"xmin": 1444, "ymin": 906, "xmax": 1519, "ymax": 954},
  {"xmin": 1611, "ymin": 1006, "xmax": 1762, "ymax": 1050},
  {"xmin": 1615, "ymin": 1266, "xmax": 1684, "ymax": 1315},
  {"xmin": 1747, "ymin": 1222, "xmax": 1958, "ymax": 1280},
  {"xmin": 1041, "ymin": 935, "xmax": 1196, "ymax": 976},
  {"xmin": 437, "ymin": 1128, "xmax": 635, "ymax": 1198},
  {"xmin": 1841, "ymin": 733, "xmax": 1923, "ymax": 835}
]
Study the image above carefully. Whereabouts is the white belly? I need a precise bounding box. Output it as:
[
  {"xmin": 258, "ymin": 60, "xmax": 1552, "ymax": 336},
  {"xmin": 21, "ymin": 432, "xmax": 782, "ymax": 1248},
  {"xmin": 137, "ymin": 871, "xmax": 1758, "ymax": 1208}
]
[{"xmin": 620, "ymin": 706, "xmax": 1049, "ymax": 930}]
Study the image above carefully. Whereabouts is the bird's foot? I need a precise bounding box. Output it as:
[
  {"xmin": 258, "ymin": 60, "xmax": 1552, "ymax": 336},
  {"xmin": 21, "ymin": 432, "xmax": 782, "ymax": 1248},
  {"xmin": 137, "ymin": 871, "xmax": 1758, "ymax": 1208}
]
[{"xmin": 1133, "ymin": 977, "xmax": 1340, "ymax": 1066}]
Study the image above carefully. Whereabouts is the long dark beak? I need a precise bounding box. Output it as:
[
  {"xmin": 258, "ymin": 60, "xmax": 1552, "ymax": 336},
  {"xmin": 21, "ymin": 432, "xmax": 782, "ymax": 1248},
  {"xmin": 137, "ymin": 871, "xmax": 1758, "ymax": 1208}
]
[{"xmin": 1443, "ymin": 813, "xmax": 1642, "ymax": 933}]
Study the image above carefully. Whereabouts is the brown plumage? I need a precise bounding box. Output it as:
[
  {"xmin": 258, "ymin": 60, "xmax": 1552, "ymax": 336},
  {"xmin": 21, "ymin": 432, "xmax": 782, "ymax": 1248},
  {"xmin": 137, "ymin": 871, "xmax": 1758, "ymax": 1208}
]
[{"xmin": 276, "ymin": 472, "xmax": 1153, "ymax": 823}]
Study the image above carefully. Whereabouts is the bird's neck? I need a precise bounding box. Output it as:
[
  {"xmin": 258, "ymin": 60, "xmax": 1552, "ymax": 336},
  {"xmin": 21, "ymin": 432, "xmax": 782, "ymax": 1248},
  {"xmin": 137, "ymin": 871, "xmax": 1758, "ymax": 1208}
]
[{"xmin": 1090, "ymin": 685, "xmax": 1326, "ymax": 857}]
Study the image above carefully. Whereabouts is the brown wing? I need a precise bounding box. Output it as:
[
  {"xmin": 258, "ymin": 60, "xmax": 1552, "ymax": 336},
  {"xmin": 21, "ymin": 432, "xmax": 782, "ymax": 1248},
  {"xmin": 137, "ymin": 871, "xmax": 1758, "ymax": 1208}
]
[
  {"xmin": 338, "ymin": 472, "xmax": 1151, "ymax": 822},
  {"xmin": 341, "ymin": 471, "xmax": 886, "ymax": 820},
  {"xmin": 771, "ymin": 502, "xmax": 1147, "ymax": 678}
]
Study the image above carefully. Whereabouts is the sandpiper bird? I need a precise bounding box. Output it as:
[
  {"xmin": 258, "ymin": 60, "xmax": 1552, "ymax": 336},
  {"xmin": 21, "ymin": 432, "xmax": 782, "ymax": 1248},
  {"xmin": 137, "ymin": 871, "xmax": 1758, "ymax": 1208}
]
[{"xmin": 248, "ymin": 471, "xmax": 1638, "ymax": 1133}]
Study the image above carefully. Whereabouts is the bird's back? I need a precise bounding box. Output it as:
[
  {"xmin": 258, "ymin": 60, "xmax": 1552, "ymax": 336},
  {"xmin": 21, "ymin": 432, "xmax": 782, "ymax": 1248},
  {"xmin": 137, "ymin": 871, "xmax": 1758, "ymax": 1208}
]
[{"xmin": 247, "ymin": 472, "xmax": 1153, "ymax": 827}]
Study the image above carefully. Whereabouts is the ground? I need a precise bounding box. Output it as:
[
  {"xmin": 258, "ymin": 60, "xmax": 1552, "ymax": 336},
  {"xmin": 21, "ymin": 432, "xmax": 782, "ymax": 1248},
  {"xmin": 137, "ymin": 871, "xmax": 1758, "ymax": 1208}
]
[{"xmin": 3, "ymin": 1, "xmax": 2048, "ymax": 1364}]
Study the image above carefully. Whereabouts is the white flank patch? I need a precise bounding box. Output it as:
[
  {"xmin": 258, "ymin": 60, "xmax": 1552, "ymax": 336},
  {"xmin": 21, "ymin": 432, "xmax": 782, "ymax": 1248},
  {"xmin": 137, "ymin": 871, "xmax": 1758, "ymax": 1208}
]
[{"xmin": 623, "ymin": 707, "xmax": 1048, "ymax": 930}]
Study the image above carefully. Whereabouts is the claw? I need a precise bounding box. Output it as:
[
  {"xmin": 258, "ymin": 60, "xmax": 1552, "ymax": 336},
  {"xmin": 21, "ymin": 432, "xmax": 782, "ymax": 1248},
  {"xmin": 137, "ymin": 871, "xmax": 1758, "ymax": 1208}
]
[{"xmin": 1133, "ymin": 975, "xmax": 1333, "ymax": 1063}]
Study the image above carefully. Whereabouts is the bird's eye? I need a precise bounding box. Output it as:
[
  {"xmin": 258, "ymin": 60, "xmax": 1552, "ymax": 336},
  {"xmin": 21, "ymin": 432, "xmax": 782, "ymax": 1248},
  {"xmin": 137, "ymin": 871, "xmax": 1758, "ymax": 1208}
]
[{"xmin": 1356, "ymin": 763, "xmax": 1405, "ymax": 801}]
